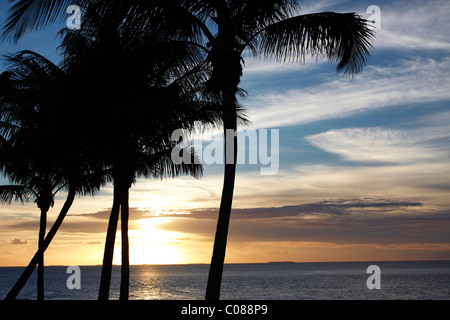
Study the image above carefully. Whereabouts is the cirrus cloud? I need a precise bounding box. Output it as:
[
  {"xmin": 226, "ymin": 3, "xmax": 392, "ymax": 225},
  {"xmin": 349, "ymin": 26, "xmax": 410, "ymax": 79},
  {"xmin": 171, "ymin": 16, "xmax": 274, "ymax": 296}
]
[
  {"xmin": 304, "ymin": 126, "xmax": 450, "ymax": 164},
  {"xmin": 245, "ymin": 57, "xmax": 450, "ymax": 129}
]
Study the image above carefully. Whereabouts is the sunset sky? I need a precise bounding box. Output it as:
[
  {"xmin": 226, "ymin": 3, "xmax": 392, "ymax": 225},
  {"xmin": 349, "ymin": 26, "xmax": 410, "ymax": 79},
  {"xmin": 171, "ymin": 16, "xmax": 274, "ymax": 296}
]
[{"xmin": 1, "ymin": 0, "xmax": 449, "ymax": 267}]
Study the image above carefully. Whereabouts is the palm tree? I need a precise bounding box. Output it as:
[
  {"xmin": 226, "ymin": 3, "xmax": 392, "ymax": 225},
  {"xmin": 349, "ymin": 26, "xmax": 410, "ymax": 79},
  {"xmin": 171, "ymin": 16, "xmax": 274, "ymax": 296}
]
[
  {"xmin": 123, "ymin": 0, "xmax": 375, "ymax": 300},
  {"xmin": 2, "ymin": 1, "xmax": 222, "ymax": 300},
  {"xmin": 57, "ymin": 4, "xmax": 224, "ymax": 300},
  {"xmin": 2, "ymin": 0, "xmax": 375, "ymax": 300},
  {"xmin": 0, "ymin": 53, "xmax": 68, "ymax": 300},
  {"xmin": 2, "ymin": 185, "xmax": 76, "ymax": 301},
  {"xmin": 0, "ymin": 183, "xmax": 55, "ymax": 300},
  {"xmin": 0, "ymin": 51, "xmax": 107, "ymax": 300},
  {"xmin": 0, "ymin": 180, "xmax": 57, "ymax": 296},
  {"xmin": 68, "ymin": 0, "xmax": 374, "ymax": 300}
]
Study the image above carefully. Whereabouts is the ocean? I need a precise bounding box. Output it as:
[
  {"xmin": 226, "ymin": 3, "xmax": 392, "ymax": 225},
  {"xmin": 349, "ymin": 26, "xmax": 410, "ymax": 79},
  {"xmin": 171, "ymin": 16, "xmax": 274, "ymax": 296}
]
[{"xmin": 1, "ymin": 261, "xmax": 449, "ymax": 300}]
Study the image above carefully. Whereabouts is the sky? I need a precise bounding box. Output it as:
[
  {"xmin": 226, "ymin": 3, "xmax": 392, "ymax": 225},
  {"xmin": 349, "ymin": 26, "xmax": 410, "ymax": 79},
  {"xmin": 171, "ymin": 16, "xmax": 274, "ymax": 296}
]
[{"xmin": 0, "ymin": 0, "xmax": 449, "ymax": 267}]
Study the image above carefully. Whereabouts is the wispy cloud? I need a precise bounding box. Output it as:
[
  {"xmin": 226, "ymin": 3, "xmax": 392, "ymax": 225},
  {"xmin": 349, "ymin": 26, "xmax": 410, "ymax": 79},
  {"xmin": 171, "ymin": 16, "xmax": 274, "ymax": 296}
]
[
  {"xmin": 156, "ymin": 199, "xmax": 423, "ymax": 220},
  {"xmin": 374, "ymin": 0, "xmax": 450, "ymax": 50},
  {"xmin": 245, "ymin": 57, "xmax": 450, "ymax": 129},
  {"xmin": 305, "ymin": 126, "xmax": 450, "ymax": 164}
]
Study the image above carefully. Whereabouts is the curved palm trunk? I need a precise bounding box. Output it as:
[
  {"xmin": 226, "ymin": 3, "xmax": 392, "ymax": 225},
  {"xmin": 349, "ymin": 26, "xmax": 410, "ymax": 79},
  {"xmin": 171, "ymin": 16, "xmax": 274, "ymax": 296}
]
[
  {"xmin": 205, "ymin": 90, "xmax": 238, "ymax": 300},
  {"xmin": 5, "ymin": 185, "xmax": 76, "ymax": 300},
  {"xmin": 37, "ymin": 206, "xmax": 47, "ymax": 300},
  {"xmin": 98, "ymin": 183, "xmax": 121, "ymax": 300},
  {"xmin": 119, "ymin": 184, "xmax": 130, "ymax": 300},
  {"xmin": 205, "ymin": 16, "xmax": 242, "ymax": 298}
]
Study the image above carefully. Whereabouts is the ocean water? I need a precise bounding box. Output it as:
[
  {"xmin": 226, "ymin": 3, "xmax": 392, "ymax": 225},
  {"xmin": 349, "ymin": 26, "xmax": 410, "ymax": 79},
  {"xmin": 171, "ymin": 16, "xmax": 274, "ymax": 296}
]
[{"xmin": 1, "ymin": 261, "xmax": 449, "ymax": 300}]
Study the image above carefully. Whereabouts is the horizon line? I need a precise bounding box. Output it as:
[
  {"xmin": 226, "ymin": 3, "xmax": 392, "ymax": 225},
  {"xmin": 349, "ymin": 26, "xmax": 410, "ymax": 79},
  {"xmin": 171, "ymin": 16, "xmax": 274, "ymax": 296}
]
[{"xmin": 2, "ymin": 258, "xmax": 450, "ymax": 268}]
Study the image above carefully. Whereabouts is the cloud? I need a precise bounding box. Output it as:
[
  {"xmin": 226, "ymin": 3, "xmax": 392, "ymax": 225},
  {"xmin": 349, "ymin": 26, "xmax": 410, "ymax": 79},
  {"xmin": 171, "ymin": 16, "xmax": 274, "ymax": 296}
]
[
  {"xmin": 374, "ymin": 0, "xmax": 450, "ymax": 51},
  {"xmin": 85, "ymin": 241, "xmax": 102, "ymax": 245},
  {"xmin": 0, "ymin": 220, "xmax": 39, "ymax": 232},
  {"xmin": 157, "ymin": 199, "xmax": 449, "ymax": 246},
  {"xmin": 240, "ymin": 2, "xmax": 450, "ymax": 128},
  {"xmin": 305, "ymin": 126, "xmax": 450, "ymax": 164},
  {"xmin": 0, "ymin": 218, "xmax": 107, "ymax": 234},
  {"xmin": 10, "ymin": 238, "xmax": 28, "ymax": 245},
  {"xmin": 290, "ymin": 162, "xmax": 450, "ymax": 201},
  {"xmin": 72, "ymin": 207, "xmax": 148, "ymax": 221},
  {"xmin": 300, "ymin": 0, "xmax": 450, "ymax": 52},
  {"xmin": 163, "ymin": 199, "xmax": 423, "ymax": 221},
  {"xmin": 243, "ymin": 54, "xmax": 324, "ymax": 74},
  {"xmin": 245, "ymin": 57, "xmax": 450, "ymax": 129}
]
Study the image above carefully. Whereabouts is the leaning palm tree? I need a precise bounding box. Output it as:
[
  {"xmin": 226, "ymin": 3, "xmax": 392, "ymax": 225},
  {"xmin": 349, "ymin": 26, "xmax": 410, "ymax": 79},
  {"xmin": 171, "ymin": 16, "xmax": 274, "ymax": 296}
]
[
  {"xmin": 1, "ymin": 137, "xmax": 106, "ymax": 301},
  {"xmin": 0, "ymin": 181, "xmax": 56, "ymax": 300},
  {"xmin": 2, "ymin": 161, "xmax": 106, "ymax": 300},
  {"xmin": 0, "ymin": 54, "xmax": 67, "ymax": 300},
  {"xmin": 0, "ymin": 180, "xmax": 58, "ymax": 296},
  {"xmin": 2, "ymin": 160, "xmax": 106, "ymax": 301},
  {"xmin": 0, "ymin": 51, "xmax": 107, "ymax": 300}
]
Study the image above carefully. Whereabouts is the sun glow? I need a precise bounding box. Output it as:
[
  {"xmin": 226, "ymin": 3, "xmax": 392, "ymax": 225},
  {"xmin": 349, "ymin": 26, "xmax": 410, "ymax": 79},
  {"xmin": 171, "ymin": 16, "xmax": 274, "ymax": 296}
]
[{"xmin": 127, "ymin": 217, "xmax": 187, "ymax": 265}]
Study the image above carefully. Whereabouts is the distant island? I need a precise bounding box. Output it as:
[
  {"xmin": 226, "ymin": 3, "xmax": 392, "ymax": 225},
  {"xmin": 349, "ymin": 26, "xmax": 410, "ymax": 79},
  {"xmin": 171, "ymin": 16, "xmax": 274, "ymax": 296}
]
[{"xmin": 267, "ymin": 261, "xmax": 296, "ymax": 264}]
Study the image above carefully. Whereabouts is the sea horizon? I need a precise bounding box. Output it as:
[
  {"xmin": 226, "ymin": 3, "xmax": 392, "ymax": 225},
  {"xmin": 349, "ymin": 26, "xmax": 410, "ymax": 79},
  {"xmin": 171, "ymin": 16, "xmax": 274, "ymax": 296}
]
[
  {"xmin": 3, "ymin": 258, "xmax": 449, "ymax": 268},
  {"xmin": 2, "ymin": 260, "xmax": 449, "ymax": 300}
]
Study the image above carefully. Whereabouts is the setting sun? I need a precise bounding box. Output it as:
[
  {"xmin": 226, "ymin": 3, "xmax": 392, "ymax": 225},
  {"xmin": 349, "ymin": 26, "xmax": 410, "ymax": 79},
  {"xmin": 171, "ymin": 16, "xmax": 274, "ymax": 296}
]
[{"xmin": 124, "ymin": 217, "xmax": 188, "ymax": 265}]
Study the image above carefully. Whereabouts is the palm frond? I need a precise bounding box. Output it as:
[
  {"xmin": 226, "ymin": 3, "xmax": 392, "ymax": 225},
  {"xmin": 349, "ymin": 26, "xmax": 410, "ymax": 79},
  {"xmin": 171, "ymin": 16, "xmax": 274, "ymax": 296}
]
[
  {"xmin": 236, "ymin": 0, "xmax": 299, "ymax": 28},
  {"xmin": 0, "ymin": 185, "xmax": 35, "ymax": 204},
  {"xmin": 70, "ymin": 165, "xmax": 110, "ymax": 197},
  {"xmin": 235, "ymin": 102, "xmax": 250, "ymax": 127},
  {"xmin": 258, "ymin": 12, "xmax": 375, "ymax": 76},
  {"xmin": 136, "ymin": 144, "xmax": 203, "ymax": 180},
  {"xmin": 0, "ymin": 120, "xmax": 21, "ymax": 141},
  {"xmin": 2, "ymin": 0, "xmax": 89, "ymax": 42},
  {"xmin": 180, "ymin": 0, "xmax": 219, "ymax": 27},
  {"xmin": 3, "ymin": 50, "xmax": 63, "ymax": 82}
]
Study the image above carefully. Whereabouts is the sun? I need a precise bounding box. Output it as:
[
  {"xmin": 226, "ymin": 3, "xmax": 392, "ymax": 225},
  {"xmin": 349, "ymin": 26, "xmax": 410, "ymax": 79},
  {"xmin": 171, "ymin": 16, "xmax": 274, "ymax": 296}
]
[{"xmin": 126, "ymin": 217, "xmax": 187, "ymax": 265}]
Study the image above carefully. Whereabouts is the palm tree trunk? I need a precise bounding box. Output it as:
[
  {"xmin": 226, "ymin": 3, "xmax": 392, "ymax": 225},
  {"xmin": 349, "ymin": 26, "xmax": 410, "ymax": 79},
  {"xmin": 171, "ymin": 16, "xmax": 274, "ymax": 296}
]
[
  {"xmin": 98, "ymin": 181, "xmax": 121, "ymax": 300},
  {"xmin": 119, "ymin": 184, "xmax": 130, "ymax": 300},
  {"xmin": 37, "ymin": 206, "xmax": 47, "ymax": 300},
  {"xmin": 5, "ymin": 185, "xmax": 76, "ymax": 300},
  {"xmin": 205, "ymin": 90, "xmax": 238, "ymax": 300}
]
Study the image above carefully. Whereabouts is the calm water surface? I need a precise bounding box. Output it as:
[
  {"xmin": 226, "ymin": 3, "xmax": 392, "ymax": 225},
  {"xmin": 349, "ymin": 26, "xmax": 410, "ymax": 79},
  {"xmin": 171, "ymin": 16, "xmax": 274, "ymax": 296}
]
[{"xmin": 1, "ymin": 261, "xmax": 449, "ymax": 300}]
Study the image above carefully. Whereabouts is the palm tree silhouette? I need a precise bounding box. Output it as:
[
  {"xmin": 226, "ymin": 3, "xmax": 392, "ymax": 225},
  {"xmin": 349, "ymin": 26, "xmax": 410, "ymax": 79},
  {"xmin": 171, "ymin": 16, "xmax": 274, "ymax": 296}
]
[
  {"xmin": 2, "ymin": 1, "xmax": 225, "ymax": 300},
  {"xmin": 0, "ymin": 183, "xmax": 54, "ymax": 300},
  {"xmin": 119, "ymin": 0, "xmax": 375, "ymax": 300},
  {"xmin": 0, "ymin": 51, "xmax": 107, "ymax": 300},
  {"xmin": 57, "ymin": 5, "xmax": 224, "ymax": 300},
  {"xmin": 206, "ymin": 5, "xmax": 373, "ymax": 301},
  {"xmin": 2, "ymin": 1, "xmax": 375, "ymax": 301},
  {"xmin": 0, "ymin": 53, "xmax": 69, "ymax": 300}
]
